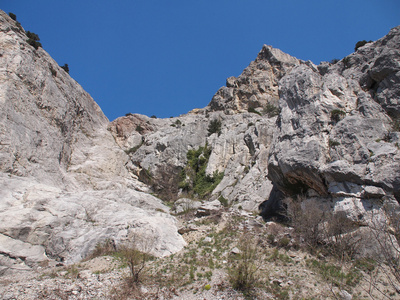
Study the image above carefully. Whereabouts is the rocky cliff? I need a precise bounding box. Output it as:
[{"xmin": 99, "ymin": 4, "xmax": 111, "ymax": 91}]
[
  {"xmin": 1, "ymin": 7, "xmax": 399, "ymax": 275},
  {"xmin": 110, "ymin": 26, "xmax": 400, "ymax": 218},
  {"xmin": 0, "ymin": 10, "xmax": 185, "ymax": 274}
]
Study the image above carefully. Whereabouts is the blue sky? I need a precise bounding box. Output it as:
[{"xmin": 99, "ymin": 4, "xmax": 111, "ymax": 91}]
[{"xmin": 2, "ymin": 1, "xmax": 399, "ymax": 121}]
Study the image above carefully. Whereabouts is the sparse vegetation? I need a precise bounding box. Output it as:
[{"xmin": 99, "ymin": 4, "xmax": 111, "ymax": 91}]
[
  {"xmin": 247, "ymin": 107, "xmax": 261, "ymax": 116},
  {"xmin": 263, "ymin": 103, "xmax": 280, "ymax": 117},
  {"xmin": 355, "ymin": 40, "xmax": 373, "ymax": 51},
  {"xmin": 60, "ymin": 64, "xmax": 69, "ymax": 74},
  {"xmin": 329, "ymin": 139, "xmax": 340, "ymax": 148},
  {"xmin": 207, "ymin": 119, "xmax": 222, "ymax": 136},
  {"xmin": 342, "ymin": 56, "xmax": 351, "ymax": 68},
  {"xmin": 8, "ymin": 12, "xmax": 17, "ymax": 21},
  {"xmin": 26, "ymin": 31, "xmax": 42, "ymax": 50},
  {"xmin": 135, "ymin": 124, "xmax": 144, "ymax": 133},
  {"xmin": 179, "ymin": 145, "xmax": 224, "ymax": 198},
  {"xmin": 125, "ymin": 140, "xmax": 143, "ymax": 155},
  {"xmin": 330, "ymin": 109, "xmax": 346, "ymax": 123},
  {"xmin": 228, "ymin": 233, "xmax": 260, "ymax": 293}
]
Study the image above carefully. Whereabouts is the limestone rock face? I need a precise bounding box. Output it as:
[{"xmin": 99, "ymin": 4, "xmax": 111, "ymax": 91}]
[
  {"xmin": 1, "ymin": 6, "xmax": 400, "ymax": 273},
  {"xmin": 0, "ymin": 10, "xmax": 185, "ymax": 273},
  {"xmin": 208, "ymin": 45, "xmax": 300, "ymax": 114},
  {"xmin": 267, "ymin": 25, "xmax": 400, "ymax": 219},
  {"xmin": 109, "ymin": 110, "xmax": 276, "ymax": 211}
]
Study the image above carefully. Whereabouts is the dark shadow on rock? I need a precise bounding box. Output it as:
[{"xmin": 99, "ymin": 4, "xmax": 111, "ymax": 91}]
[{"xmin": 259, "ymin": 184, "xmax": 285, "ymax": 220}]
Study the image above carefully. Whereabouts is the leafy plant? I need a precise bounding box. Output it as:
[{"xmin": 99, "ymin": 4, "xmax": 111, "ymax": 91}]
[
  {"xmin": 207, "ymin": 119, "xmax": 222, "ymax": 136},
  {"xmin": 342, "ymin": 56, "xmax": 351, "ymax": 68},
  {"xmin": 355, "ymin": 40, "xmax": 373, "ymax": 51},
  {"xmin": 263, "ymin": 103, "xmax": 280, "ymax": 117},
  {"xmin": 179, "ymin": 145, "xmax": 224, "ymax": 198},
  {"xmin": 330, "ymin": 109, "xmax": 346, "ymax": 123},
  {"xmin": 329, "ymin": 139, "xmax": 340, "ymax": 148},
  {"xmin": 59, "ymin": 63, "xmax": 69, "ymax": 74},
  {"xmin": 8, "ymin": 12, "xmax": 17, "ymax": 21},
  {"xmin": 26, "ymin": 31, "xmax": 42, "ymax": 50},
  {"xmin": 135, "ymin": 124, "xmax": 144, "ymax": 133},
  {"xmin": 248, "ymin": 107, "xmax": 261, "ymax": 116},
  {"xmin": 228, "ymin": 234, "xmax": 260, "ymax": 293},
  {"xmin": 218, "ymin": 195, "xmax": 229, "ymax": 207},
  {"xmin": 125, "ymin": 141, "xmax": 143, "ymax": 155}
]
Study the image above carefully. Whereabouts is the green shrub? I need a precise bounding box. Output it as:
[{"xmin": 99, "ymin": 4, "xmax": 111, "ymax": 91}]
[
  {"xmin": 329, "ymin": 139, "xmax": 340, "ymax": 148},
  {"xmin": 60, "ymin": 64, "xmax": 69, "ymax": 74},
  {"xmin": 207, "ymin": 119, "xmax": 222, "ymax": 136},
  {"xmin": 8, "ymin": 12, "xmax": 17, "ymax": 21},
  {"xmin": 342, "ymin": 56, "xmax": 351, "ymax": 68},
  {"xmin": 247, "ymin": 107, "xmax": 261, "ymax": 116},
  {"xmin": 26, "ymin": 31, "xmax": 42, "ymax": 50},
  {"xmin": 179, "ymin": 145, "xmax": 224, "ymax": 198},
  {"xmin": 263, "ymin": 103, "xmax": 280, "ymax": 117},
  {"xmin": 218, "ymin": 195, "xmax": 229, "ymax": 207},
  {"xmin": 278, "ymin": 237, "xmax": 290, "ymax": 248},
  {"xmin": 330, "ymin": 109, "xmax": 346, "ymax": 123},
  {"xmin": 135, "ymin": 124, "xmax": 144, "ymax": 133},
  {"xmin": 125, "ymin": 141, "xmax": 143, "ymax": 155},
  {"xmin": 228, "ymin": 234, "xmax": 260, "ymax": 292},
  {"xmin": 355, "ymin": 40, "xmax": 372, "ymax": 51}
]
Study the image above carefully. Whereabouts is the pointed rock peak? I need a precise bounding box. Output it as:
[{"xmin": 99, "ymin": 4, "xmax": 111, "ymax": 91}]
[{"xmin": 256, "ymin": 44, "xmax": 300, "ymax": 66}]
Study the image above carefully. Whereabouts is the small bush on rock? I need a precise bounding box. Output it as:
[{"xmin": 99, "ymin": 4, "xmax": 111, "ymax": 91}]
[
  {"xmin": 355, "ymin": 40, "xmax": 373, "ymax": 51},
  {"xmin": 60, "ymin": 64, "xmax": 69, "ymax": 74},
  {"xmin": 263, "ymin": 103, "xmax": 280, "ymax": 117},
  {"xmin": 8, "ymin": 12, "xmax": 17, "ymax": 21},
  {"xmin": 330, "ymin": 109, "xmax": 346, "ymax": 123},
  {"xmin": 26, "ymin": 31, "xmax": 42, "ymax": 50},
  {"xmin": 207, "ymin": 119, "xmax": 222, "ymax": 136}
]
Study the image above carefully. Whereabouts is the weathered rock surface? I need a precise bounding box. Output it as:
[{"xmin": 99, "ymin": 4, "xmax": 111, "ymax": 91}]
[
  {"xmin": 1, "ymin": 6, "xmax": 400, "ymax": 276},
  {"xmin": 0, "ymin": 10, "xmax": 185, "ymax": 273},
  {"xmin": 267, "ymin": 25, "xmax": 400, "ymax": 217},
  {"xmin": 110, "ymin": 26, "xmax": 400, "ymax": 228}
]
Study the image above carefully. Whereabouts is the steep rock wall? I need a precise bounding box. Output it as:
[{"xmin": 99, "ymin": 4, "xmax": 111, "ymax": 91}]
[{"xmin": 0, "ymin": 10, "xmax": 185, "ymax": 273}]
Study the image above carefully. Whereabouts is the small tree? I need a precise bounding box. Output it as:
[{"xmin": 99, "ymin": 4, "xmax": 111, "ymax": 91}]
[
  {"xmin": 60, "ymin": 64, "xmax": 69, "ymax": 74},
  {"xmin": 355, "ymin": 40, "xmax": 372, "ymax": 51},
  {"xmin": 26, "ymin": 31, "xmax": 42, "ymax": 50},
  {"xmin": 263, "ymin": 103, "xmax": 280, "ymax": 118},
  {"xmin": 8, "ymin": 12, "xmax": 17, "ymax": 21},
  {"xmin": 207, "ymin": 119, "xmax": 222, "ymax": 136},
  {"xmin": 119, "ymin": 232, "xmax": 155, "ymax": 285}
]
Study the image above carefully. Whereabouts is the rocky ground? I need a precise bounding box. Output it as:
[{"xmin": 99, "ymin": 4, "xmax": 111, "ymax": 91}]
[{"xmin": 1, "ymin": 206, "xmax": 398, "ymax": 299}]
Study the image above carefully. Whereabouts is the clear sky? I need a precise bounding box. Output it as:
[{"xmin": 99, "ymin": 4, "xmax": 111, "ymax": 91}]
[{"xmin": 2, "ymin": 1, "xmax": 399, "ymax": 121}]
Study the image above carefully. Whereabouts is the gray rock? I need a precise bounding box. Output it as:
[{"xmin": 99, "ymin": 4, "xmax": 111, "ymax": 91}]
[
  {"xmin": 231, "ymin": 247, "xmax": 241, "ymax": 255},
  {"xmin": 172, "ymin": 198, "xmax": 202, "ymax": 215},
  {"xmin": 339, "ymin": 290, "xmax": 352, "ymax": 300},
  {"xmin": 196, "ymin": 199, "xmax": 222, "ymax": 217},
  {"xmin": 0, "ymin": 10, "xmax": 185, "ymax": 271}
]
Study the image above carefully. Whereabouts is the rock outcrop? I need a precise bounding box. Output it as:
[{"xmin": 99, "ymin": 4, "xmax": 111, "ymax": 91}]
[
  {"xmin": 267, "ymin": 26, "xmax": 400, "ymax": 217},
  {"xmin": 1, "ymin": 7, "xmax": 400, "ymax": 273},
  {"xmin": 110, "ymin": 26, "xmax": 400, "ymax": 226},
  {"xmin": 0, "ymin": 10, "xmax": 185, "ymax": 274}
]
